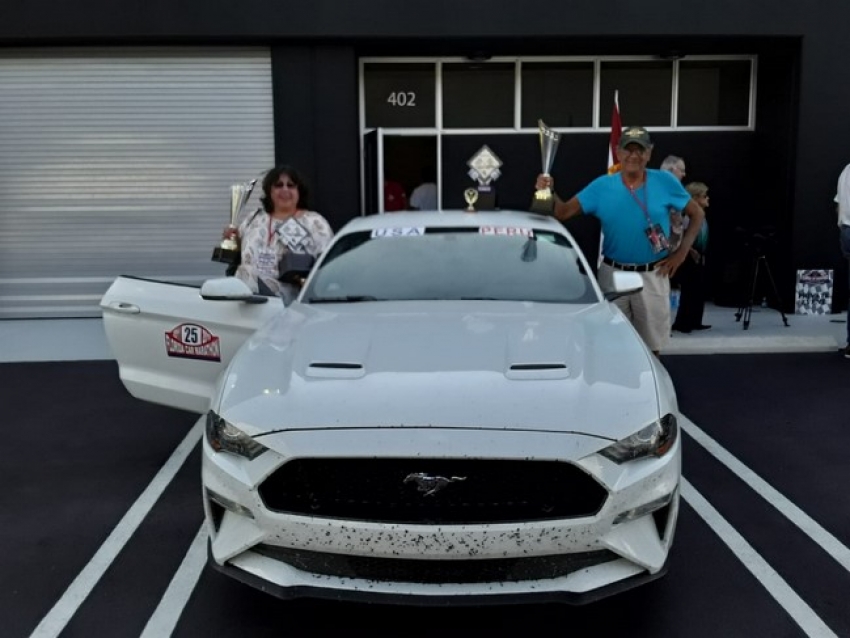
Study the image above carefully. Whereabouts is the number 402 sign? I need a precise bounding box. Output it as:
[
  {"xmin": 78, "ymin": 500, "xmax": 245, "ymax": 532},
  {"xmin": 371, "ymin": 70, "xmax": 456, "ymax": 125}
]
[{"xmin": 387, "ymin": 91, "xmax": 416, "ymax": 107}]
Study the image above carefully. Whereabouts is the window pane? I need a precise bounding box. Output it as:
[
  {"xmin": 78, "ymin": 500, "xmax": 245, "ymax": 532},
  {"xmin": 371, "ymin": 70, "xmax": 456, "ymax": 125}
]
[
  {"xmin": 364, "ymin": 63, "xmax": 435, "ymax": 128},
  {"xmin": 599, "ymin": 62, "xmax": 673, "ymax": 127},
  {"xmin": 521, "ymin": 62, "xmax": 594, "ymax": 128},
  {"xmin": 678, "ymin": 60, "xmax": 751, "ymax": 126},
  {"xmin": 443, "ymin": 63, "xmax": 514, "ymax": 129}
]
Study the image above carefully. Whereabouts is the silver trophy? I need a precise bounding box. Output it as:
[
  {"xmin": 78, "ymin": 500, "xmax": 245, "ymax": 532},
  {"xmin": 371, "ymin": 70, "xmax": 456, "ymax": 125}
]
[
  {"xmin": 466, "ymin": 145, "xmax": 502, "ymax": 211},
  {"xmin": 212, "ymin": 178, "xmax": 258, "ymax": 265},
  {"xmin": 531, "ymin": 120, "xmax": 561, "ymax": 214}
]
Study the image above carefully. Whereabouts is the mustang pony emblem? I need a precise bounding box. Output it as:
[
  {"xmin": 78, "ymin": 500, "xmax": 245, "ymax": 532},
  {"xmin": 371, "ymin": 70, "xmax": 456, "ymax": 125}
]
[{"xmin": 404, "ymin": 472, "xmax": 467, "ymax": 497}]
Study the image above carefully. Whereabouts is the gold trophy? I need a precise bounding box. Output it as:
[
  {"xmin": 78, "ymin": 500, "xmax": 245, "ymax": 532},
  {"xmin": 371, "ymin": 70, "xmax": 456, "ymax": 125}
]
[
  {"xmin": 212, "ymin": 179, "xmax": 257, "ymax": 265},
  {"xmin": 464, "ymin": 188, "xmax": 479, "ymax": 213},
  {"xmin": 530, "ymin": 119, "xmax": 561, "ymax": 214}
]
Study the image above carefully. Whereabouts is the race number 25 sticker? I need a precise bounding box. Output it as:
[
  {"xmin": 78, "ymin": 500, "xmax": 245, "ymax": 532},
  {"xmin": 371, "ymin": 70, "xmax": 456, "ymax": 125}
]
[{"xmin": 165, "ymin": 323, "xmax": 221, "ymax": 362}]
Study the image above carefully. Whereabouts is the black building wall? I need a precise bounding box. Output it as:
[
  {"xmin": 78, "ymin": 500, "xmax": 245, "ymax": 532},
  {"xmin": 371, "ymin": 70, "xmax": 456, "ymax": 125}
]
[
  {"xmin": 1, "ymin": 1, "xmax": 848, "ymax": 310},
  {"xmin": 270, "ymin": 46, "xmax": 360, "ymax": 233}
]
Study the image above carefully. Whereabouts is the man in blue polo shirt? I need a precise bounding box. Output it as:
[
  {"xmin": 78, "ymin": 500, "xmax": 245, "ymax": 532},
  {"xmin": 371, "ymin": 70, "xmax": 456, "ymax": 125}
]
[{"xmin": 535, "ymin": 126, "xmax": 705, "ymax": 355}]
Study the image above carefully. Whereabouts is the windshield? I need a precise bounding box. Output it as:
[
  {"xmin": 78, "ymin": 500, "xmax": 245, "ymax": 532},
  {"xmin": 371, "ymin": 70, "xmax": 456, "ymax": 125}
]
[{"xmin": 303, "ymin": 227, "xmax": 597, "ymax": 304}]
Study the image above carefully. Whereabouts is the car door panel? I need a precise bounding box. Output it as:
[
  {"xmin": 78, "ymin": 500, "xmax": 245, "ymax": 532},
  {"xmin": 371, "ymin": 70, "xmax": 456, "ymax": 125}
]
[{"xmin": 101, "ymin": 276, "xmax": 282, "ymax": 414}]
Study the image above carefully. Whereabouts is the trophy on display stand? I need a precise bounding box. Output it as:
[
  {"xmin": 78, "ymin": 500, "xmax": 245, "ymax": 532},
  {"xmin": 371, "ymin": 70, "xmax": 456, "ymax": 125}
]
[
  {"xmin": 465, "ymin": 145, "xmax": 502, "ymax": 211},
  {"xmin": 212, "ymin": 178, "xmax": 258, "ymax": 265},
  {"xmin": 463, "ymin": 188, "xmax": 479, "ymax": 213},
  {"xmin": 530, "ymin": 119, "xmax": 561, "ymax": 215}
]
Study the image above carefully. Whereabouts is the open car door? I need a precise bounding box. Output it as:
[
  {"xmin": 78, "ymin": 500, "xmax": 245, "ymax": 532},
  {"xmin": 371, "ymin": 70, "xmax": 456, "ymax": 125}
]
[{"xmin": 101, "ymin": 276, "xmax": 282, "ymax": 414}]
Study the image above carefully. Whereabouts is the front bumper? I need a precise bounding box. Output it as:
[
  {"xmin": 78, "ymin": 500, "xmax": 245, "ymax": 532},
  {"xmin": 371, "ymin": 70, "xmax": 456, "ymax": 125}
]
[
  {"xmin": 210, "ymin": 542, "xmax": 671, "ymax": 606},
  {"xmin": 201, "ymin": 425, "xmax": 681, "ymax": 603}
]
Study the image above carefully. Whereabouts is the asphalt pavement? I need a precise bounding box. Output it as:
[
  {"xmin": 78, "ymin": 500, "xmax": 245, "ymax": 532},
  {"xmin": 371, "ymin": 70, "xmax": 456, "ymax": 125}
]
[{"xmin": 3, "ymin": 351, "xmax": 848, "ymax": 638}]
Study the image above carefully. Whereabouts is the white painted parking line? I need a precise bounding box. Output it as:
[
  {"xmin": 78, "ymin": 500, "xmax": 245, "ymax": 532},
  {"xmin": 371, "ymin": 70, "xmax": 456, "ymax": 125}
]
[
  {"xmin": 141, "ymin": 524, "xmax": 208, "ymax": 638},
  {"xmin": 682, "ymin": 479, "xmax": 838, "ymax": 638},
  {"xmin": 29, "ymin": 419, "xmax": 204, "ymax": 638},
  {"xmin": 682, "ymin": 416, "xmax": 850, "ymax": 573}
]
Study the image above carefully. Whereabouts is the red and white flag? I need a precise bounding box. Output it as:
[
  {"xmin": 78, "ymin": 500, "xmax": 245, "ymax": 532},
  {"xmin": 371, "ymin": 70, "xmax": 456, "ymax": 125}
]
[{"xmin": 607, "ymin": 90, "xmax": 623, "ymax": 174}]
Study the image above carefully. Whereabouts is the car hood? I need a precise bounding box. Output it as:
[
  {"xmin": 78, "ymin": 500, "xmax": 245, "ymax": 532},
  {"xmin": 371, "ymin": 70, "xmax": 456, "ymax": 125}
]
[{"xmin": 217, "ymin": 301, "xmax": 659, "ymax": 441}]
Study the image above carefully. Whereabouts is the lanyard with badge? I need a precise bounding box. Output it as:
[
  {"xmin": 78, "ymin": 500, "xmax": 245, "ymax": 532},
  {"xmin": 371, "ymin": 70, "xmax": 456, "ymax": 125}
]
[
  {"xmin": 254, "ymin": 215, "xmax": 281, "ymax": 279},
  {"xmin": 624, "ymin": 175, "xmax": 670, "ymax": 254}
]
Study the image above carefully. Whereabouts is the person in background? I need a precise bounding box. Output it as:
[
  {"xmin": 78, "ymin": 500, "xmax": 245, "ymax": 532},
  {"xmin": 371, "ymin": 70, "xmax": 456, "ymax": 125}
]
[
  {"xmin": 836, "ymin": 163, "xmax": 850, "ymax": 358},
  {"xmin": 223, "ymin": 165, "xmax": 333, "ymax": 303},
  {"xmin": 660, "ymin": 155, "xmax": 687, "ymax": 181},
  {"xmin": 672, "ymin": 182, "xmax": 711, "ymax": 333},
  {"xmin": 661, "ymin": 155, "xmax": 687, "ymax": 250},
  {"xmin": 409, "ymin": 166, "xmax": 438, "ymax": 211},
  {"xmin": 535, "ymin": 126, "xmax": 705, "ymax": 356},
  {"xmin": 384, "ymin": 178, "xmax": 408, "ymax": 212}
]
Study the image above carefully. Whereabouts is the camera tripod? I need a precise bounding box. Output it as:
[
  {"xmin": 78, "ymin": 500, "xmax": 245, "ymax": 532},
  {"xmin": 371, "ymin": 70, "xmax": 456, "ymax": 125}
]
[{"xmin": 735, "ymin": 252, "xmax": 790, "ymax": 330}]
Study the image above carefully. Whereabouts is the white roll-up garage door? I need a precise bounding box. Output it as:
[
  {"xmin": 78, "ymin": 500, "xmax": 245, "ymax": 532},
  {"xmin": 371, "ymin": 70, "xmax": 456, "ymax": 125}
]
[{"xmin": 0, "ymin": 47, "xmax": 275, "ymax": 318}]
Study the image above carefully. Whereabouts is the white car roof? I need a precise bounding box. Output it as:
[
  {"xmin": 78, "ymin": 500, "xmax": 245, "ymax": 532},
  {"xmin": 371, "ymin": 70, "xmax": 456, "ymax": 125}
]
[{"xmin": 338, "ymin": 210, "xmax": 567, "ymax": 234}]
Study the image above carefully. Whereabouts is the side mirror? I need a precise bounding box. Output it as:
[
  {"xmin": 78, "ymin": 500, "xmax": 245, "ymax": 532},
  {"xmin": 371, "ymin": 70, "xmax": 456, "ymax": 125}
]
[
  {"xmin": 200, "ymin": 277, "xmax": 268, "ymax": 304},
  {"xmin": 604, "ymin": 271, "xmax": 644, "ymax": 301}
]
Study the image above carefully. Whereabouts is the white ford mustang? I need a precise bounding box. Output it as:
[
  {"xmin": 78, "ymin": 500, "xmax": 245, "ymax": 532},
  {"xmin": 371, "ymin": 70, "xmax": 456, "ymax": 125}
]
[{"xmin": 101, "ymin": 210, "xmax": 680, "ymax": 605}]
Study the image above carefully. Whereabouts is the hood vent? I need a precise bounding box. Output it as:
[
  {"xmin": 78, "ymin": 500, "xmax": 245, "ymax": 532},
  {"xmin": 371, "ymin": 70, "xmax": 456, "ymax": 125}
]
[
  {"xmin": 509, "ymin": 363, "xmax": 567, "ymax": 371},
  {"xmin": 506, "ymin": 362, "xmax": 569, "ymax": 380},
  {"xmin": 306, "ymin": 362, "xmax": 365, "ymax": 379}
]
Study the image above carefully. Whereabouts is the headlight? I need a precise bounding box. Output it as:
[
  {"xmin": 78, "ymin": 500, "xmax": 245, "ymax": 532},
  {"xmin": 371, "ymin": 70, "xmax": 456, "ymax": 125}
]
[
  {"xmin": 206, "ymin": 411, "xmax": 268, "ymax": 460},
  {"xmin": 599, "ymin": 413, "xmax": 678, "ymax": 464}
]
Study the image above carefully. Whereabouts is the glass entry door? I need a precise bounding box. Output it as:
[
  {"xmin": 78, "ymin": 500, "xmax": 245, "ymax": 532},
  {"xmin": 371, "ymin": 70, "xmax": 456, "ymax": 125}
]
[
  {"xmin": 362, "ymin": 130, "xmax": 438, "ymax": 214},
  {"xmin": 362, "ymin": 128, "xmax": 383, "ymax": 214},
  {"xmin": 383, "ymin": 135, "xmax": 438, "ymax": 212}
]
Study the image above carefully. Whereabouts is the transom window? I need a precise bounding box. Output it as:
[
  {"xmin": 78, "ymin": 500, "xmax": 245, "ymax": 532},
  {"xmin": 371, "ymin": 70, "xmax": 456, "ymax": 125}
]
[{"xmin": 360, "ymin": 56, "xmax": 755, "ymax": 132}]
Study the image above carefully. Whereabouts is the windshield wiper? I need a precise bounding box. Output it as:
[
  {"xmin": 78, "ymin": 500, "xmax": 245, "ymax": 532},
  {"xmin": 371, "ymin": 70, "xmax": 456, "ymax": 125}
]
[{"xmin": 306, "ymin": 295, "xmax": 381, "ymax": 303}]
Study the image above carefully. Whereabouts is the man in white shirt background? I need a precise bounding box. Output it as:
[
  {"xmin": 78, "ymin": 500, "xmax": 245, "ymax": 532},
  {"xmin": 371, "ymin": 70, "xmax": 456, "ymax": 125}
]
[
  {"xmin": 410, "ymin": 166, "xmax": 438, "ymax": 211},
  {"xmin": 836, "ymin": 163, "xmax": 850, "ymax": 357}
]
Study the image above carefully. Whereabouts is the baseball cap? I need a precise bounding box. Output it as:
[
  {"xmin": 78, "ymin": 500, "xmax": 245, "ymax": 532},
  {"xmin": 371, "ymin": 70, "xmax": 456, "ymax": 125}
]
[{"xmin": 618, "ymin": 126, "xmax": 653, "ymax": 149}]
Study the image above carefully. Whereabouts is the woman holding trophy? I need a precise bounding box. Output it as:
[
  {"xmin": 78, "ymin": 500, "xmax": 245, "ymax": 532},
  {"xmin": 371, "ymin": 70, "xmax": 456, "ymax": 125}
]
[{"xmin": 221, "ymin": 165, "xmax": 334, "ymax": 303}]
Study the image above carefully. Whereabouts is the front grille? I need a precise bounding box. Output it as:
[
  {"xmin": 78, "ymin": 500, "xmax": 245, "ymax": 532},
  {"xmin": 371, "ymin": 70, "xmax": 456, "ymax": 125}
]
[
  {"xmin": 258, "ymin": 459, "xmax": 608, "ymax": 523},
  {"xmin": 253, "ymin": 544, "xmax": 618, "ymax": 584}
]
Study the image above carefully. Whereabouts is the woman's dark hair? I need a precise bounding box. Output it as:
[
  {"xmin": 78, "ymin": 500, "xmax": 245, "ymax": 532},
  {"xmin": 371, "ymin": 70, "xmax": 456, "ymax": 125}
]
[{"xmin": 260, "ymin": 165, "xmax": 311, "ymax": 212}]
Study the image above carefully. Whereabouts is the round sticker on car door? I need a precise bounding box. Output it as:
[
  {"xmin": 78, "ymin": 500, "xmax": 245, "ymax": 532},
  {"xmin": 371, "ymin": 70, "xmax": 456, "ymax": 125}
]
[{"xmin": 164, "ymin": 323, "xmax": 221, "ymax": 362}]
